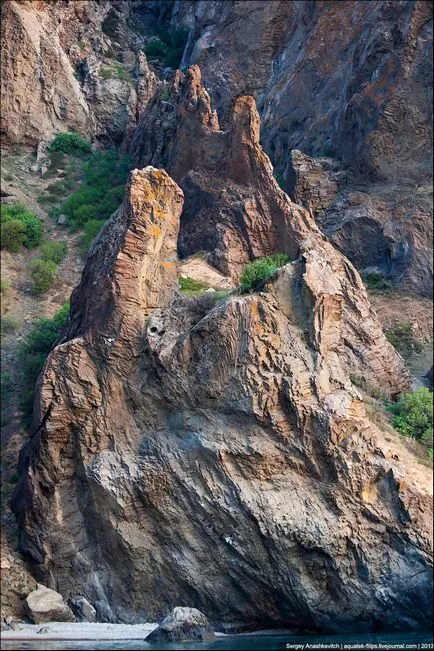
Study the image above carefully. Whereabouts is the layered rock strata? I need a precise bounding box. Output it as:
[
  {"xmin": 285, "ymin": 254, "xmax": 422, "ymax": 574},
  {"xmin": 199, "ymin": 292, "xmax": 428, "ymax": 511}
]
[{"xmin": 12, "ymin": 158, "xmax": 432, "ymax": 631}]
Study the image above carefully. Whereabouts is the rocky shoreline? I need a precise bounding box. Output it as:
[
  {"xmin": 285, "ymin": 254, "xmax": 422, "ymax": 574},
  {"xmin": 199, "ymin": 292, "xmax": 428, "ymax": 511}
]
[{"xmin": 0, "ymin": 622, "xmax": 158, "ymax": 641}]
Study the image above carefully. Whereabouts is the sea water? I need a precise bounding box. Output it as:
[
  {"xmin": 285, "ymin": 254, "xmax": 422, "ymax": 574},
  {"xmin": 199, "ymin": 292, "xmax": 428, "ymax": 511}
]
[{"xmin": 1, "ymin": 631, "xmax": 433, "ymax": 650}]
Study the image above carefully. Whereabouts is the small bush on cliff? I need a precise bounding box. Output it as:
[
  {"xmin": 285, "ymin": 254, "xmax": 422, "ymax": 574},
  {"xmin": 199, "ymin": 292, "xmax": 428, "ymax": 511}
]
[
  {"xmin": 19, "ymin": 302, "xmax": 70, "ymax": 428},
  {"xmin": 179, "ymin": 276, "xmax": 210, "ymax": 295},
  {"xmin": 40, "ymin": 240, "xmax": 67, "ymax": 265},
  {"xmin": 0, "ymin": 276, "xmax": 11, "ymax": 294},
  {"xmin": 81, "ymin": 219, "xmax": 104, "ymax": 253},
  {"xmin": 145, "ymin": 28, "xmax": 189, "ymax": 69},
  {"xmin": 28, "ymin": 259, "xmax": 57, "ymax": 294},
  {"xmin": 1, "ymin": 203, "xmax": 43, "ymax": 251},
  {"xmin": 387, "ymin": 387, "xmax": 433, "ymax": 446},
  {"xmin": 362, "ymin": 272, "xmax": 395, "ymax": 295},
  {"xmin": 240, "ymin": 253, "xmax": 291, "ymax": 292},
  {"xmin": 385, "ymin": 323, "xmax": 424, "ymax": 358},
  {"xmin": 49, "ymin": 132, "xmax": 92, "ymax": 156}
]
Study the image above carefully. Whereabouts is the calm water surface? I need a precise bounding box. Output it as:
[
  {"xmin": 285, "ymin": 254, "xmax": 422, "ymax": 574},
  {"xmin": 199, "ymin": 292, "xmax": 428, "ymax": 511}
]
[{"xmin": 1, "ymin": 631, "xmax": 432, "ymax": 651}]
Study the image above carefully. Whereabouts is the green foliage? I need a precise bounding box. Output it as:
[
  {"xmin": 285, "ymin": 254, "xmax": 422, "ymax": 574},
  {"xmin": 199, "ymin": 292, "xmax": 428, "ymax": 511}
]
[
  {"xmin": 0, "ymin": 276, "xmax": 11, "ymax": 294},
  {"xmin": 49, "ymin": 132, "xmax": 92, "ymax": 156},
  {"xmin": 39, "ymin": 240, "xmax": 67, "ymax": 265},
  {"xmin": 387, "ymin": 388, "xmax": 433, "ymax": 446},
  {"xmin": 428, "ymin": 448, "xmax": 433, "ymax": 461},
  {"xmin": 19, "ymin": 302, "xmax": 70, "ymax": 428},
  {"xmin": 179, "ymin": 276, "xmax": 210, "ymax": 295},
  {"xmin": 100, "ymin": 64, "xmax": 134, "ymax": 83},
  {"xmin": 144, "ymin": 28, "xmax": 189, "ymax": 69},
  {"xmin": 362, "ymin": 272, "xmax": 395, "ymax": 295},
  {"xmin": 28, "ymin": 259, "xmax": 57, "ymax": 294},
  {"xmin": 1, "ymin": 313, "xmax": 21, "ymax": 335},
  {"xmin": 1, "ymin": 203, "xmax": 43, "ymax": 251},
  {"xmin": 62, "ymin": 150, "xmax": 131, "ymax": 230},
  {"xmin": 349, "ymin": 373, "xmax": 387, "ymax": 401},
  {"xmin": 1, "ymin": 371, "xmax": 13, "ymax": 409},
  {"xmin": 1, "ymin": 220, "xmax": 25, "ymax": 252},
  {"xmin": 240, "ymin": 253, "xmax": 291, "ymax": 292},
  {"xmin": 81, "ymin": 219, "xmax": 104, "ymax": 253},
  {"xmin": 274, "ymin": 172, "xmax": 285, "ymax": 189},
  {"xmin": 385, "ymin": 323, "xmax": 424, "ymax": 357}
]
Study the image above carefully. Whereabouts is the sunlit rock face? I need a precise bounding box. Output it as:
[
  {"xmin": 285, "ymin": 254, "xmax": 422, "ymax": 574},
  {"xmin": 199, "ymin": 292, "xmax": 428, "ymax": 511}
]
[{"xmin": 12, "ymin": 103, "xmax": 432, "ymax": 632}]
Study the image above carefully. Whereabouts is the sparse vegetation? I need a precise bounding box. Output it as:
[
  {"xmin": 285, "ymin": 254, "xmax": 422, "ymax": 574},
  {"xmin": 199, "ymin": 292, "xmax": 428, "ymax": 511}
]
[
  {"xmin": 179, "ymin": 276, "xmax": 210, "ymax": 295},
  {"xmin": 349, "ymin": 373, "xmax": 387, "ymax": 401},
  {"xmin": 0, "ymin": 276, "xmax": 11, "ymax": 294},
  {"xmin": 28, "ymin": 259, "xmax": 57, "ymax": 294},
  {"xmin": 1, "ymin": 203, "xmax": 43, "ymax": 251},
  {"xmin": 385, "ymin": 322, "xmax": 424, "ymax": 358},
  {"xmin": 386, "ymin": 388, "xmax": 433, "ymax": 450},
  {"xmin": 0, "ymin": 371, "xmax": 13, "ymax": 409},
  {"xmin": 39, "ymin": 240, "xmax": 67, "ymax": 265},
  {"xmin": 1, "ymin": 313, "xmax": 21, "ymax": 335},
  {"xmin": 362, "ymin": 272, "xmax": 395, "ymax": 295},
  {"xmin": 240, "ymin": 253, "xmax": 291, "ymax": 292},
  {"xmin": 100, "ymin": 64, "xmax": 134, "ymax": 84},
  {"xmin": 274, "ymin": 172, "xmax": 285, "ymax": 190},
  {"xmin": 19, "ymin": 302, "xmax": 70, "ymax": 428},
  {"xmin": 144, "ymin": 28, "xmax": 189, "ymax": 69},
  {"xmin": 81, "ymin": 219, "xmax": 104, "ymax": 253},
  {"xmin": 49, "ymin": 132, "xmax": 92, "ymax": 156}
]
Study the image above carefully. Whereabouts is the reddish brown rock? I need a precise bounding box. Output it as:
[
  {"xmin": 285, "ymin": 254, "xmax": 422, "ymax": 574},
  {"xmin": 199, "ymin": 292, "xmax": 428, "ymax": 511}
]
[{"xmin": 12, "ymin": 157, "xmax": 432, "ymax": 633}]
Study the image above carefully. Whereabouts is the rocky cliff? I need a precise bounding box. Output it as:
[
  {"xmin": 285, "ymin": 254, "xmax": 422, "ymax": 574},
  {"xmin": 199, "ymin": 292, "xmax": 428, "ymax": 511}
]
[
  {"xmin": 2, "ymin": 0, "xmax": 432, "ymax": 294},
  {"xmin": 11, "ymin": 96, "xmax": 432, "ymax": 631},
  {"xmin": 2, "ymin": 0, "xmax": 433, "ymax": 634}
]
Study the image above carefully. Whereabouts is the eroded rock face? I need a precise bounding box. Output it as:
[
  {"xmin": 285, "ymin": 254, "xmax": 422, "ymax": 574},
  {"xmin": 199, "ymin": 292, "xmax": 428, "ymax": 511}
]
[
  {"xmin": 174, "ymin": 0, "xmax": 433, "ymax": 187},
  {"xmin": 288, "ymin": 151, "xmax": 433, "ymax": 298},
  {"xmin": 129, "ymin": 67, "xmax": 323, "ymax": 279},
  {"xmin": 11, "ymin": 160, "xmax": 432, "ymax": 632},
  {"xmin": 0, "ymin": 1, "xmax": 156, "ymax": 146}
]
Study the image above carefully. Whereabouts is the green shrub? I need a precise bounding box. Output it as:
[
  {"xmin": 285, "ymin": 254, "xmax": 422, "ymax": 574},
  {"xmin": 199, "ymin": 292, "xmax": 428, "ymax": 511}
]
[
  {"xmin": 240, "ymin": 253, "xmax": 291, "ymax": 292},
  {"xmin": 145, "ymin": 39, "xmax": 168, "ymax": 60},
  {"xmin": 61, "ymin": 150, "xmax": 131, "ymax": 230},
  {"xmin": 19, "ymin": 302, "xmax": 70, "ymax": 428},
  {"xmin": 179, "ymin": 276, "xmax": 210, "ymax": 295},
  {"xmin": 1, "ymin": 202, "xmax": 43, "ymax": 250},
  {"xmin": 28, "ymin": 259, "xmax": 57, "ymax": 294},
  {"xmin": 1, "ymin": 312, "xmax": 21, "ymax": 335},
  {"xmin": 385, "ymin": 323, "xmax": 424, "ymax": 357},
  {"xmin": 144, "ymin": 28, "xmax": 189, "ymax": 69},
  {"xmin": 81, "ymin": 219, "xmax": 104, "ymax": 252},
  {"xmin": 49, "ymin": 132, "xmax": 92, "ymax": 156},
  {"xmin": 40, "ymin": 240, "xmax": 67, "ymax": 265},
  {"xmin": 1, "ymin": 371, "xmax": 13, "ymax": 409},
  {"xmin": 274, "ymin": 172, "xmax": 285, "ymax": 189},
  {"xmin": 1, "ymin": 220, "xmax": 25, "ymax": 252},
  {"xmin": 0, "ymin": 276, "xmax": 11, "ymax": 294},
  {"xmin": 387, "ymin": 387, "xmax": 433, "ymax": 446},
  {"xmin": 362, "ymin": 272, "xmax": 395, "ymax": 295}
]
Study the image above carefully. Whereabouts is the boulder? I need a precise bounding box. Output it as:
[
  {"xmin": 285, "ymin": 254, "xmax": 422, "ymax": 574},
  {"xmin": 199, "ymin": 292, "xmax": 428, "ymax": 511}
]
[
  {"xmin": 69, "ymin": 595, "xmax": 96, "ymax": 622},
  {"xmin": 25, "ymin": 585, "xmax": 75, "ymax": 624},
  {"xmin": 146, "ymin": 607, "xmax": 215, "ymax": 643}
]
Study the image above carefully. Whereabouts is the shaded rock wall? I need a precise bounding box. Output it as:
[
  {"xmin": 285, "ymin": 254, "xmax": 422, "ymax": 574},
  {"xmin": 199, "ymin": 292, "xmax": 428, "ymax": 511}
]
[{"xmin": 174, "ymin": 0, "xmax": 433, "ymax": 186}]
